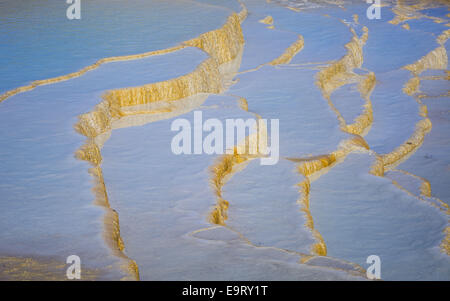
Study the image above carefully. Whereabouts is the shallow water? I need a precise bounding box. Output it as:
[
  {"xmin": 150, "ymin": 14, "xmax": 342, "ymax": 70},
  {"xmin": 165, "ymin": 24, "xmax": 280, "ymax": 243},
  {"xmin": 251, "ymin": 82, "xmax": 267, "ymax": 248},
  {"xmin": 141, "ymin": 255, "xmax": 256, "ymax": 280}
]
[
  {"xmin": 0, "ymin": 0, "xmax": 449, "ymax": 280},
  {"xmin": 0, "ymin": 0, "xmax": 230, "ymax": 93}
]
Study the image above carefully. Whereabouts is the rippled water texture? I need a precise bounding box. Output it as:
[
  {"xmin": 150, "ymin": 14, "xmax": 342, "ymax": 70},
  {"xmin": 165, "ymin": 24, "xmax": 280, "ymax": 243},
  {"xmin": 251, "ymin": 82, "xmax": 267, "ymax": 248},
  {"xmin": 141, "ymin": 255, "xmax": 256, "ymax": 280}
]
[{"xmin": 0, "ymin": 0, "xmax": 449, "ymax": 280}]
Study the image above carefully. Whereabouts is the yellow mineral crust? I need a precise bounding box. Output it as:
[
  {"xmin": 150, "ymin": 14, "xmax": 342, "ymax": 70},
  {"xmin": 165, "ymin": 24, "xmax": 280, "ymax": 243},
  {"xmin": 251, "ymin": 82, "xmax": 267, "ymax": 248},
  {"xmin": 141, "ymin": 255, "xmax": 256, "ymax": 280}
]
[
  {"xmin": 316, "ymin": 27, "xmax": 368, "ymax": 99},
  {"xmin": 185, "ymin": 13, "xmax": 244, "ymax": 65},
  {"xmin": 86, "ymin": 161, "xmax": 140, "ymax": 281},
  {"xmin": 0, "ymin": 45, "xmax": 185, "ymax": 104},
  {"xmin": 205, "ymin": 26, "xmax": 307, "ymax": 251},
  {"xmin": 259, "ymin": 16, "xmax": 274, "ymax": 25},
  {"xmin": 0, "ymin": 11, "xmax": 246, "ymax": 107},
  {"xmin": 437, "ymin": 29, "xmax": 450, "ymax": 45},
  {"xmin": 394, "ymin": 169, "xmax": 433, "ymax": 198},
  {"xmin": 373, "ymin": 29, "xmax": 448, "ymax": 176},
  {"xmin": 75, "ymin": 12, "xmax": 246, "ymax": 140},
  {"xmin": 209, "ymin": 150, "xmax": 247, "ymax": 225},
  {"xmin": 110, "ymin": 93, "xmax": 210, "ymax": 131},
  {"xmin": 442, "ymin": 227, "xmax": 450, "ymax": 255},
  {"xmin": 238, "ymin": 34, "xmax": 305, "ymax": 74},
  {"xmin": 269, "ymin": 35, "xmax": 305, "ymax": 65},
  {"xmin": 315, "ymin": 25, "xmax": 374, "ymax": 138},
  {"xmin": 295, "ymin": 137, "xmax": 370, "ymax": 256},
  {"xmin": 73, "ymin": 5, "xmax": 248, "ymax": 280},
  {"xmin": 105, "ymin": 58, "xmax": 223, "ymax": 108},
  {"xmin": 287, "ymin": 7, "xmax": 301, "ymax": 13},
  {"xmin": 238, "ymin": 97, "xmax": 249, "ymax": 112},
  {"xmin": 404, "ymin": 46, "xmax": 448, "ymax": 76},
  {"xmin": 237, "ymin": 0, "xmax": 248, "ymax": 22},
  {"xmin": 369, "ymin": 29, "xmax": 450, "ymax": 255},
  {"xmin": 297, "ymin": 24, "xmax": 374, "ymax": 256},
  {"xmin": 344, "ymin": 73, "xmax": 375, "ymax": 136},
  {"xmin": 389, "ymin": 0, "xmax": 448, "ymax": 26},
  {"xmin": 403, "ymin": 76, "xmax": 421, "ymax": 96},
  {"xmin": 0, "ymin": 256, "xmax": 99, "ymax": 281},
  {"xmin": 388, "ymin": 168, "xmax": 450, "ymax": 255},
  {"xmin": 381, "ymin": 118, "xmax": 432, "ymax": 169},
  {"xmin": 208, "ymin": 113, "xmax": 268, "ymax": 226},
  {"xmin": 369, "ymin": 119, "xmax": 433, "ymax": 177}
]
